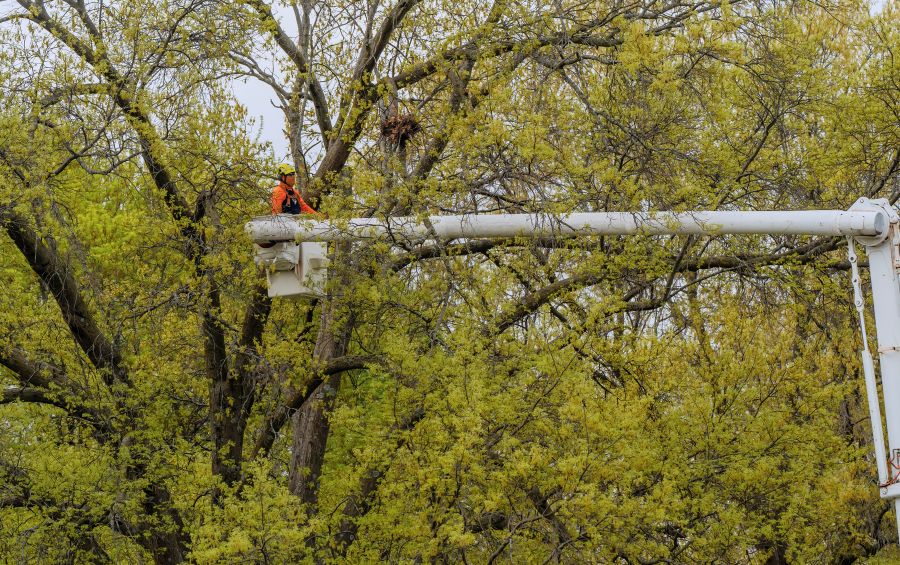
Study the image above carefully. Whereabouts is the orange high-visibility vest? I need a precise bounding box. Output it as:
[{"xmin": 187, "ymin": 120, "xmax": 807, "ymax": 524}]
[{"xmin": 271, "ymin": 182, "xmax": 315, "ymax": 215}]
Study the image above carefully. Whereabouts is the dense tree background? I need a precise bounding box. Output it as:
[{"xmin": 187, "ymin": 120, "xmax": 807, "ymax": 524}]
[{"xmin": 1, "ymin": 0, "xmax": 899, "ymax": 562}]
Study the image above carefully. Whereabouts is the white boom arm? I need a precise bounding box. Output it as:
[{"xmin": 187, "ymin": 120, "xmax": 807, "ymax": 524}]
[
  {"xmin": 246, "ymin": 197, "xmax": 900, "ymax": 541},
  {"xmin": 246, "ymin": 209, "xmax": 887, "ymax": 243}
]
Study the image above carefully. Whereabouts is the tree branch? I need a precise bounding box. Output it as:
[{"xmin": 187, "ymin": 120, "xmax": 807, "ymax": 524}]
[
  {"xmin": 0, "ymin": 346, "xmax": 68, "ymax": 389},
  {"xmin": 494, "ymin": 234, "xmax": 849, "ymax": 333},
  {"xmin": 308, "ymin": 2, "xmax": 633, "ymax": 202},
  {"xmin": 210, "ymin": 282, "xmax": 271, "ymax": 487},
  {"xmin": 412, "ymin": 72, "xmax": 470, "ymax": 174},
  {"xmin": 309, "ymin": 0, "xmax": 422, "ymax": 200},
  {"xmin": 235, "ymin": 283, "xmax": 272, "ymax": 419},
  {"xmin": 242, "ymin": 0, "xmax": 333, "ymax": 142},
  {"xmin": 387, "ymin": 0, "xmax": 724, "ymax": 94},
  {"xmin": 18, "ymin": 0, "xmax": 195, "ymax": 235},
  {"xmin": 227, "ymin": 51, "xmax": 290, "ymax": 102},
  {"xmin": 335, "ymin": 406, "xmax": 425, "ymax": 553},
  {"xmin": 0, "ymin": 12, "xmax": 29, "ymax": 25},
  {"xmin": 1, "ymin": 207, "xmax": 127, "ymax": 385},
  {"xmin": 1, "ymin": 386, "xmax": 68, "ymax": 409},
  {"xmin": 251, "ymin": 354, "xmax": 378, "ymax": 458},
  {"xmin": 0, "ymin": 385, "xmax": 110, "ymax": 432},
  {"xmin": 362, "ymin": 0, "xmax": 420, "ymax": 78}
]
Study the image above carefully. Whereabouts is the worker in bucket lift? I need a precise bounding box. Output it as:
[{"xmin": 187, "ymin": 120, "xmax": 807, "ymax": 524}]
[{"xmin": 271, "ymin": 163, "xmax": 316, "ymax": 215}]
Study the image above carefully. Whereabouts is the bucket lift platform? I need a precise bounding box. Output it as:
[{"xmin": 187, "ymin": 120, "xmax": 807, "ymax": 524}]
[{"xmin": 251, "ymin": 215, "xmax": 328, "ymax": 298}]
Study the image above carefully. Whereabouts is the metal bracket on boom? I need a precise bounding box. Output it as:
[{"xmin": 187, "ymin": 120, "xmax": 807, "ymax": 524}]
[{"xmin": 848, "ymin": 197, "xmax": 895, "ymax": 246}]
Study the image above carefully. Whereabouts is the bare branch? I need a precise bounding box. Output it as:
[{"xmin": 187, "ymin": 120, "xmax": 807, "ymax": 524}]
[
  {"xmin": 1, "ymin": 386, "xmax": 67, "ymax": 408},
  {"xmin": 362, "ymin": 0, "xmax": 420, "ymax": 78},
  {"xmin": 228, "ymin": 51, "xmax": 290, "ymax": 102},
  {"xmin": 242, "ymin": 0, "xmax": 333, "ymax": 141}
]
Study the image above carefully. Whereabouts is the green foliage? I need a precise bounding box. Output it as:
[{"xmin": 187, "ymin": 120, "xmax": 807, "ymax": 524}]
[{"xmin": 1, "ymin": 0, "xmax": 899, "ymax": 562}]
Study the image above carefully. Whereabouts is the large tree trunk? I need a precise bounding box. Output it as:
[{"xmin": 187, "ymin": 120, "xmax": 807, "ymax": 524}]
[
  {"xmin": 288, "ymin": 298, "xmax": 351, "ymax": 505},
  {"xmin": 206, "ymin": 279, "xmax": 240, "ymax": 488},
  {"xmin": 289, "ymin": 371, "xmax": 342, "ymax": 504},
  {"xmin": 210, "ymin": 276, "xmax": 271, "ymax": 490},
  {"xmin": 142, "ymin": 484, "xmax": 189, "ymax": 565}
]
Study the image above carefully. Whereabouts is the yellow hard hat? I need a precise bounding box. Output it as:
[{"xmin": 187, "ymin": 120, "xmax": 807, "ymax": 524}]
[{"xmin": 276, "ymin": 163, "xmax": 296, "ymax": 176}]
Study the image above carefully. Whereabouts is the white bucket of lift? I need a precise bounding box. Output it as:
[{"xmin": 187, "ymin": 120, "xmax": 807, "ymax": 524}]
[
  {"xmin": 254, "ymin": 242, "xmax": 300, "ymax": 271},
  {"xmin": 257, "ymin": 242, "xmax": 328, "ymax": 298}
]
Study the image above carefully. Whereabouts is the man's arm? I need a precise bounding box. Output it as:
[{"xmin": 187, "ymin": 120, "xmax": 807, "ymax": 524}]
[
  {"xmin": 298, "ymin": 196, "xmax": 317, "ymax": 214},
  {"xmin": 271, "ymin": 185, "xmax": 285, "ymax": 214}
]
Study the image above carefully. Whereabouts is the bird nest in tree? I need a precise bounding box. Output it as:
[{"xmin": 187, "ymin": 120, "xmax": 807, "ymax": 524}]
[{"xmin": 380, "ymin": 113, "xmax": 421, "ymax": 147}]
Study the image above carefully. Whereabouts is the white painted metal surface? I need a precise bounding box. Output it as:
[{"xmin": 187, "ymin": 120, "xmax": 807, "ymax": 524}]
[
  {"xmin": 850, "ymin": 199, "xmax": 900, "ymax": 541},
  {"xmin": 246, "ymin": 210, "xmax": 887, "ymax": 244},
  {"xmin": 254, "ymin": 241, "xmax": 328, "ymax": 298},
  {"xmin": 848, "ymin": 238, "xmax": 889, "ymax": 487}
]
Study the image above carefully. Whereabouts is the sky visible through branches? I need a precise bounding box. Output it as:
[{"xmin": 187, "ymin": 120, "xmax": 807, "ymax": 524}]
[{"xmin": 231, "ymin": 0, "xmax": 891, "ymax": 166}]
